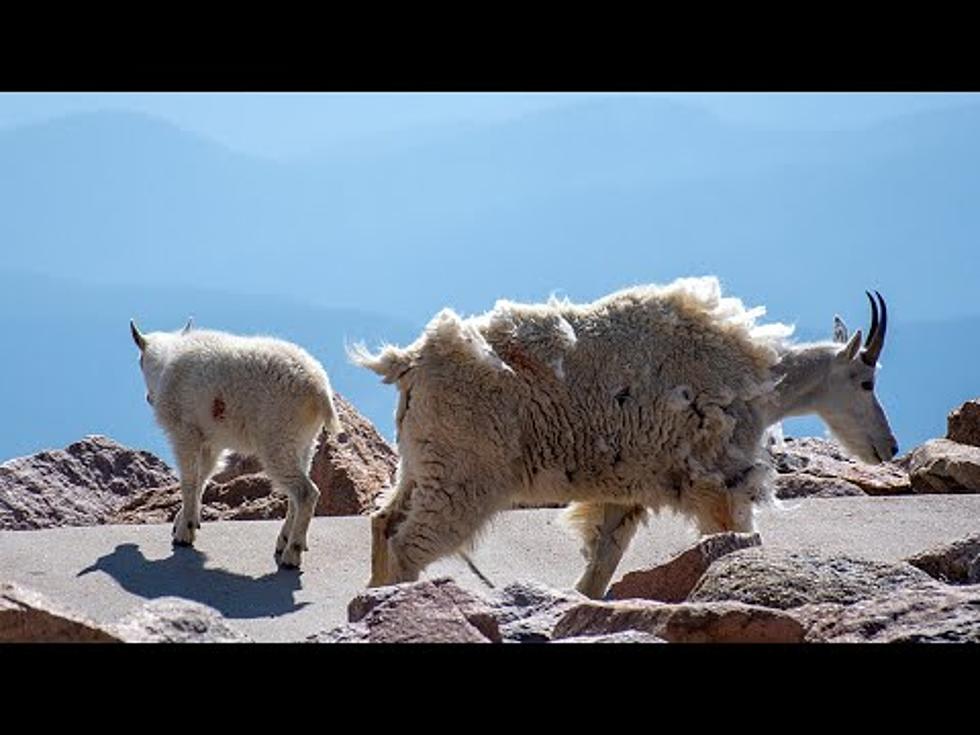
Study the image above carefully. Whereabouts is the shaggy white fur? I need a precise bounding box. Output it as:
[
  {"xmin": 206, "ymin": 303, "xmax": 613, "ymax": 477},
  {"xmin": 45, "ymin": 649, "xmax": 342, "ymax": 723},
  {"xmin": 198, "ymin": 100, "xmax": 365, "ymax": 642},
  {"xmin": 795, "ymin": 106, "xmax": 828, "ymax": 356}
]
[{"xmin": 353, "ymin": 276, "xmax": 897, "ymax": 598}]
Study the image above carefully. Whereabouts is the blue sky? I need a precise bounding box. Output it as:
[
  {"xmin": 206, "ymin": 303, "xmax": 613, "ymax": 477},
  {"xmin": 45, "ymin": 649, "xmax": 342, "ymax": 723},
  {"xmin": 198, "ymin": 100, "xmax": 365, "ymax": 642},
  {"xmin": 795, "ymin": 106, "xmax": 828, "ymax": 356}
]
[{"xmin": 0, "ymin": 92, "xmax": 977, "ymax": 461}]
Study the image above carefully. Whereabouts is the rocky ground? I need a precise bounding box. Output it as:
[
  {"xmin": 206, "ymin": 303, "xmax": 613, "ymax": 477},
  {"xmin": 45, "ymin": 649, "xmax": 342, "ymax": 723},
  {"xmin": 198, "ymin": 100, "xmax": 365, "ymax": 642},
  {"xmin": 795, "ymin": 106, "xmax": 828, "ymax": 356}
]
[{"xmin": 2, "ymin": 398, "xmax": 979, "ymax": 643}]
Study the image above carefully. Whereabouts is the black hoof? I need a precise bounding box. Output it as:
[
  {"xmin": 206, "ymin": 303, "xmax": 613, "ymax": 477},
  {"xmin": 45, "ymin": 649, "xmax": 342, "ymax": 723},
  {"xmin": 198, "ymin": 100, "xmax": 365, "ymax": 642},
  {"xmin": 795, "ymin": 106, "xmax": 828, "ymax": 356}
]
[{"xmin": 172, "ymin": 539, "xmax": 194, "ymax": 548}]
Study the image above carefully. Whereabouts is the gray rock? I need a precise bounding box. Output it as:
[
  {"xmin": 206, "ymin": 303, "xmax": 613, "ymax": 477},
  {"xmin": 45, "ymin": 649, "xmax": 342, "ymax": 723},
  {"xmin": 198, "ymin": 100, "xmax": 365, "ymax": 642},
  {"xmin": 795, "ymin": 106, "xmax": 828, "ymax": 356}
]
[
  {"xmin": 947, "ymin": 399, "xmax": 980, "ymax": 448},
  {"xmin": 608, "ymin": 532, "xmax": 761, "ymax": 602},
  {"xmin": 906, "ymin": 534, "xmax": 980, "ymax": 584},
  {"xmin": 0, "ymin": 435, "xmax": 177, "ymax": 530},
  {"xmin": 908, "ymin": 439, "xmax": 980, "ymax": 493},
  {"xmin": 490, "ymin": 581, "xmax": 588, "ymax": 643},
  {"xmin": 798, "ymin": 585, "xmax": 980, "ymax": 643},
  {"xmin": 769, "ymin": 437, "xmax": 910, "ymax": 498},
  {"xmin": 552, "ymin": 599, "xmax": 806, "ymax": 643},
  {"xmin": 113, "ymin": 598, "xmax": 252, "ymax": 643},
  {"xmin": 688, "ymin": 547, "xmax": 941, "ymax": 610}
]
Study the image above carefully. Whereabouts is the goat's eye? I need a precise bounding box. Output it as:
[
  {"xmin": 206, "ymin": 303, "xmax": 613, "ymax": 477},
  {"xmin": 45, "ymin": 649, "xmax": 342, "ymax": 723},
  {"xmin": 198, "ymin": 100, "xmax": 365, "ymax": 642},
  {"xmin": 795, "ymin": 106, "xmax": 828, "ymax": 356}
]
[{"xmin": 861, "ymin": 380, "xmax": 874, "ymax": 391}]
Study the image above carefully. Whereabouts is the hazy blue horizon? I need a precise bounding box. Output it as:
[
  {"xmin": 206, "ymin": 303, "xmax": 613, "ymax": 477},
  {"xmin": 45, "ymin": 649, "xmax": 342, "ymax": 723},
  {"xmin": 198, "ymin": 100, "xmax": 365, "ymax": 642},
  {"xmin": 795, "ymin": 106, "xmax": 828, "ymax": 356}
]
[{"xmin": 1, "ymin": 92, "xmax": 977, "ymax": 465}]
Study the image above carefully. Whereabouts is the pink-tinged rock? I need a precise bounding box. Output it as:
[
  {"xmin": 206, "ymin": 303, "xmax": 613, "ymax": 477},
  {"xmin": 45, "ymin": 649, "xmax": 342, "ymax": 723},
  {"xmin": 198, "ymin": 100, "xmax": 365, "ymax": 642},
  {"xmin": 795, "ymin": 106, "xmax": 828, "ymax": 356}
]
[
  {"xmin": 309, "ymin": 393, "xmax": 398, "ymax": 516},
  {"xmin": 908, "ymin": 439, "xmax": 980, "ymax": 493},
  {"xmin": 947, "ymin": 399, "xmax": 980, "ymax": 448},
  {"xmin": 0, "ymin": 582, "xmax": 120, "ymax": 643},
  {"xmin": 906, "ymin": 534, "xmax": 980, "ymax": 585},
  {"xmin": 797, "ymin": 585, "xmax": 980, "ymax": 643},
  {"xmin": 0, "ymin": 435, "xmax": 178, "ymax": 530},
  {"xmin": 769, "ymin": 437, "xmax": 910, "ymax": 497},
  {"xmin": 552, "ymin": 599, "xmax": 806, "ymax": 643},
  {"xmin": 608, "ymin": 532, "xmax": 761, "ymax": 602},
  {"xmin": 312, "ymin": 578, "xmax": 499, "ymax": 643}
]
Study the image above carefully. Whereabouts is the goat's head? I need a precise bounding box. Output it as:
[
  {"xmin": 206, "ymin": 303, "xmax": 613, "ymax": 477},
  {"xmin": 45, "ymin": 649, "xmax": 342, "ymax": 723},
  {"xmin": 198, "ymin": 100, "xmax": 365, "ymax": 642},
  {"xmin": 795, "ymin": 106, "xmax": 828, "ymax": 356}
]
[
  {"xmin": 818, "ymin": 291, "xmax": 898, "ymax": 463},
  {"xmin": 129, "ymin": 318, "xmax": 193, "ymax": 407}
]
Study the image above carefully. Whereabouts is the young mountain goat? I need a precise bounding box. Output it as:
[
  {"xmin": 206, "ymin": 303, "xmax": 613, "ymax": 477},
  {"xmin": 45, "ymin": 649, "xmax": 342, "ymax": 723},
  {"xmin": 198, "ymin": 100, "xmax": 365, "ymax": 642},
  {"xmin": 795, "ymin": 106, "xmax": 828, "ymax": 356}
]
[
  {"xmin": 351, "ymin": 276, "xmax": 897, "ymax": 597},
  {"xmin": 130, "ymin": 320, "xmax": 341, "ymax": 569}
]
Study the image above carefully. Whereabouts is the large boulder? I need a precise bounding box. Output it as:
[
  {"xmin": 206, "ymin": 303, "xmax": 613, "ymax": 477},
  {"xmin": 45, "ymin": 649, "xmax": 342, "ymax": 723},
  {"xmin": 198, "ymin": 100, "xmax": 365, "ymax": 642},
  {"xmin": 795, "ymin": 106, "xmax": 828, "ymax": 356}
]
[
  {"xmin": 608, "ymin": 532, "xmax": 761, "ymax": 602},
  {"xmin": 0, "ymin": 435, "xmax": 178, "ymax": 530},
  {"xmin": 947, "ymin": 399, "xmax": 980, "ymax": 448},
  {"xmin": 688, "ymin": 547, "xmax": 941, "ymax": 610},
  {"xmin": 769, "ymin": 437, "xmax": 910, "ymax": 498},
  {"xmin": 907, "ymin": 439, "xmax": 980, "ymax": 493}
]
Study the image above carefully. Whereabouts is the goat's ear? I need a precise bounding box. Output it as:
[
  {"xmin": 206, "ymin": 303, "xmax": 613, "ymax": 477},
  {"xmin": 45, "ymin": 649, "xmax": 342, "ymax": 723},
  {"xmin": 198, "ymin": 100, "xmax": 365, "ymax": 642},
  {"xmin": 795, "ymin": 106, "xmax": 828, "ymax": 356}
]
[
  {"xmin": 181, "ymin": 317, "xmax": 193, "ymax": 335},
  {"xmin": 836, "ymin": 329, "xmax": 862, "ymax": 362},
  {"xmin": 833, "ymin": 315, "xmax": 849, "ymax": 343},
  {"xmin": 130, "ymin": 320, "xmax": 147, "ymax": 351}
]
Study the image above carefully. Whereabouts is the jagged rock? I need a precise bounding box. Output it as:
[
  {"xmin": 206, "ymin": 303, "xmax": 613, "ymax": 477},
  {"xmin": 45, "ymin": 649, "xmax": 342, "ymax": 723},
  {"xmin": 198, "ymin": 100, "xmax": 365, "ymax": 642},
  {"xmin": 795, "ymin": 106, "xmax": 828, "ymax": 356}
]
[
  {"xmin": 310, "ymin": 394, "xmax": 398, "ymax": 516},
  {"xmin": 906, "ymin": 535, "xmax": 980, "ymax": 585},
  {"xmin": 769, "ymin": 437, "xmax": 910, "ymax": 498},
  {"xmin": 110, "ymin": 393, "xmax": 397, "ymax": 523},
  {"xmin": 491, "ymin": 582, "xmax": 588, "ymax": 643},
  {"xmin": 112, "ymin": 598, "xmax": 251, "ymax": 643},
  {"xmin": 947, "ymin": 399, "xmax": 980, "ymax": 448},
  {"xmin": 688, "ymin": 547, "xmax": 941, "ymax": 610},
  {"xmin": 797, "ymin": 585, "xmax": 980, "ymax": 643},
  {"xmin": 0, "ymin": 581, "xmax": 120, "ymax": 642},
  {"xmin": 908, "ymin": 439, "xmax": 980, "ymax": 493},
  {"xmin": 312, "ymin": 578, "xmax": 499, "ymax": 643},
  {"xmin": 0, "ymin": 435, "xmax": 178, "ymax": 530},
  {"xmin": 608, "ymin": 532, "xmax": 761, "ymax": 602},
  {"xmin": 552, "ymin": 599, "xmax": 805, "ymax": 643}
]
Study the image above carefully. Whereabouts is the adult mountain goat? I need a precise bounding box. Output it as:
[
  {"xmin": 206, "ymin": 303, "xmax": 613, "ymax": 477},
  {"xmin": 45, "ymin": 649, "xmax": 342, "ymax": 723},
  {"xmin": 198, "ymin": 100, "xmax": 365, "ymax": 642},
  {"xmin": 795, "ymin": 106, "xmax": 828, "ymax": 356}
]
[
  {"xmin": 352, "ymin": 276, "xmax": 897, "ymax": 597},
  {"xmin": 130, "ymin": 320, "xmax": 341, "ymax": 569}
]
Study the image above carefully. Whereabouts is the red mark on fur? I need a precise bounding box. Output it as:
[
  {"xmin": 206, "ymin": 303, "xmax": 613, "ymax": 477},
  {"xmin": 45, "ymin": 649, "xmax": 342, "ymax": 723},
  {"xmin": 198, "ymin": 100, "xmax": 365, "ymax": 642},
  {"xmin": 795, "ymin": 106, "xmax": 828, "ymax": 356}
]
[{"xmin": 212, "ymin": 397, "xmax": 226, "ymax": 421}]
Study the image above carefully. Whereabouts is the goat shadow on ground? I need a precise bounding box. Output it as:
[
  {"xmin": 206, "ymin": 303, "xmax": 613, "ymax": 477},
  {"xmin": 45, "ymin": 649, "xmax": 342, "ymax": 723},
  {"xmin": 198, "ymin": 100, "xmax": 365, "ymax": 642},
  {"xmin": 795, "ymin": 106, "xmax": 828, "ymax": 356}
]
[{"xmin": 76, "ymin": 543, "xmax": 309, "ymax": 619}]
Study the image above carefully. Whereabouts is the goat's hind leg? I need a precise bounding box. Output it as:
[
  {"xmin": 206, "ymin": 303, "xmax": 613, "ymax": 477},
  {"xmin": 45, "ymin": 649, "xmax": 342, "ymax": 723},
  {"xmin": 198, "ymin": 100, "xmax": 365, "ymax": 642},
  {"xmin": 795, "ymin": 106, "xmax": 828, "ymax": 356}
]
[
  {"xmin": 268, "ymin": 469, "xmax": 320, "ymax": 569},
  {"xmin": 568, "ymin": 502, "xmax": 647, "ymax": 599}
]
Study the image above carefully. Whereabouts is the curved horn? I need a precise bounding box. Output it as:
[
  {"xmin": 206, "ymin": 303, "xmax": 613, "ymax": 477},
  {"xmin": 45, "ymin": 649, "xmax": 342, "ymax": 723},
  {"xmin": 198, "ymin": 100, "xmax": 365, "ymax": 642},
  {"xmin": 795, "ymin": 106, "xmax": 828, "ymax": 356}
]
[
  {"xmin": 863, "ymin": 291, "xmax": 878, "ymax": 348},
  {"xmin": 130, "ymin": 319, "xmax": 147, "ymax": 351},
  {"xmin": 860, "ymin": 291, "xmax": 887, "ymax": 366}
]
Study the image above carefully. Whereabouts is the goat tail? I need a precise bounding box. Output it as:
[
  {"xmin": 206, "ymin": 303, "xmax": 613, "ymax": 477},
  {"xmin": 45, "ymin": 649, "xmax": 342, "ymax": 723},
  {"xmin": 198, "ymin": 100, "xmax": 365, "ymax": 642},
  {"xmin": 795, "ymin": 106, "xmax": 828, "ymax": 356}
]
[
  {"xmin": 347, "ymin": 341, "xmax": 414, "ymax": 384},
  {"xmin": 320, "ymin": 390, "xmax": 344, "ymax": 438}
]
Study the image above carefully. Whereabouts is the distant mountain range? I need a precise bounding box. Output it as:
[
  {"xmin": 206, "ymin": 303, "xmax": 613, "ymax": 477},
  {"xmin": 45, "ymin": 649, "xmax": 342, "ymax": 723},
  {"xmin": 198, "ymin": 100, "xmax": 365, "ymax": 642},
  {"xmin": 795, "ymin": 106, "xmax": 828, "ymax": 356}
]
[{"xmin": 1, "ymin": 97, "xmax": 977, "ymax": 461}]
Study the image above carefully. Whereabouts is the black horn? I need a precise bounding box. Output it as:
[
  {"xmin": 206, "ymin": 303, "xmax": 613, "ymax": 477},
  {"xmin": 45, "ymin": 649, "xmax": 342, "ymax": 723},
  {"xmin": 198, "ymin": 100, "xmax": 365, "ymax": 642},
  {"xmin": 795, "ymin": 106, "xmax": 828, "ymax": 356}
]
[
  {"xmin": 860, "ymin": 291, "xmax": 887, "ymax": 366},
  {"xmin": 130, "ymin": 319, "xmax": 147, "ymax": 351}
]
